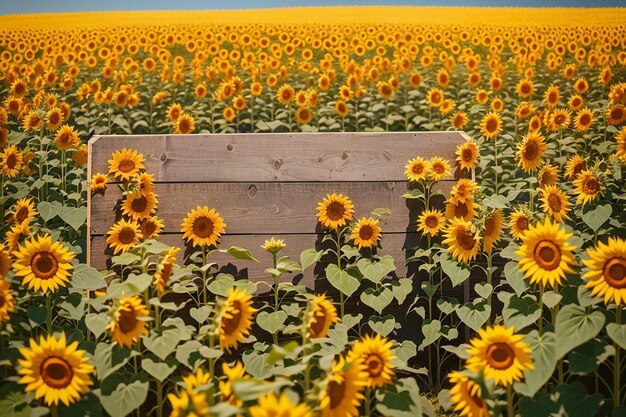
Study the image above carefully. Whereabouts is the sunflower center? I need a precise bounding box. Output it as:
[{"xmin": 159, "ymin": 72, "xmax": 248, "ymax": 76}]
[
  {"xmin": 486, "ymin": 342, "xmax": 515, "ymax": 370},
  {"xmin": 365, "ymin": 354, "xmax": 384, "ymax": 378},
  {"xmin": 484, "ymin": 217, "xmax": 496, "ymax": 237},
  {"xmin": 523, "ymin": 141, "xmax": 538, "ymax": 160},
  {"xmin": 192, "ymin": 216, "xmax": 214, "ymax": 238},
  {"xmin": 548, "ymin": 194, "xmax": 562, "ymax": 213},
  {"xmin": 412, "ymin": 163, "xmax": 424, "ymax": 175},
  {"xmin": 6, "ymin": 153, "xmax": 17, "ymax": 169},
  {"xmin": 15, "ymin": 207, "xmax": 29, "ymax": 224},
  {"xmin": 328, "ymin": 379, "xmax": 346, "ymax": 409},
  {"xmin": 433, "ymin": 163, "xmax": 445, "ymax": 174},
  {"xmin": 326, "ymin": 202, "xmax": 346, "ymax": 222},
  {"xmin": 425, "ymin": 215, "xmax": 439, "ymax": 229},
  {"xmin": 521, "ymin": 84, "xmax": 530, "ymax": 94},
  {"xmin": 457, "ymin": 230, "xmax": 476, "ymax": 251},
  {"xmin": 548, "ymin": 92, "xmax": 557, "ymax": 104},
  {"xmin": 31, "ymin": 252, "xmax": 59, "ymax": 280},
  {"xmin": 118, "ymin": 227, "xmax": 137, "ymax": 245},
  {"xmin": 41, "ymin": 357, "xmax": 73, "ymax": 389},
  {"xmin": 462, "ymin": 148, "xmax": 474, "ymax": 163},
  {"xmin": 583, "ymin": 177, "xmax": 599, "ymax": 195},
  {"xmin": 142, "ymin": 221, "xmax": 157, "ymax": 237},
  {"xmin": 222, "ymin": 302, "xmax": 243, "ymax": 335},
  {"xmin": 470, "ymin": 386, "xmax": 485, "ymax": 408},
  {"xmin": 516, "ymin": 216, "xmax": 529, "ymax": 231},
  {"xmin": 579, "ymin": 114, "xmax": 591, "ymax": 126},
  {"xmin": 0, "ymin": 295, "xmax": 5, "ymax": 307},
  {"xmin": 554, "ymin": 114, "xmax": 565, "ymax": 125},
  {"xmin": 310, "ymin": 310, "xmax": 326, "ymax": 337},
  {"xmin": 118, "ymin": 309, "xmax": 139, "ymax": 333},
  {"xmin": 454, "ymin": 202, "xmax": 469, "ymax": 219},
  {"xmin": 612, "ymin": 108, "xmax": 624, "ymax": 120},
  {"xmin": 534, "ymin": 240, "xmax": 562, "ymax": 271},
  {"xmin": 603, "ymin": 258, "xmax": 626, "ymax": 289},
  {"xmin": 118, "ymin": 159, "xmax": 135, "ymax": 173},
  {"xmin": 131, "ymin": 195, "xmax": 148, "ymax": 213},
  {"xmin": 358, "ymin": 225, "xmax": 374, "ymax": 241},
  {"xmin": 573, "ymin": 163, "xmax": 584, "ymax": 177},
  {"xmin": 486, "ymin": 118, "xmax": 498, "ymax": 133}
]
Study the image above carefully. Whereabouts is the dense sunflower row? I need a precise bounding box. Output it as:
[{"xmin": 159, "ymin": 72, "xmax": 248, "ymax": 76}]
[{"xmin": 0, "ymin": 6, "xmax": 626, "ymax": 417}]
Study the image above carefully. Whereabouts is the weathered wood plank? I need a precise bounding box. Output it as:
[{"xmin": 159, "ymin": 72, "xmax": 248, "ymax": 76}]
[
  {"xmin": 89, "ymin": 232, "xmax": 422, "ymax": 290},
  {"xmin": 89, "ymin": 181, "xmax": 453, "ymax": 235},
  {"xmin": 88, "ymin": 132, "xmax": 469, "ymax": 182}
]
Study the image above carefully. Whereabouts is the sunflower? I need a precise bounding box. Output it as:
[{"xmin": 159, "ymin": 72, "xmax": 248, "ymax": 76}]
[
  {"xmin": 0, "ymin": 279, "xmax": 15, "ymax": 322},
  {"xmin": 451, "ymin": 179, "xmax": 479, "ymax": 203},
  {"xmin": 427, "ymin": 88, "xmax": 444, "ymax": 107},
  {"xmin": 22, "ymin": 111, "xmax": 43, "ymax": 132},
  {"xmin": 121, "ymin": 189, "xmax": 158, "ymax": 221},
  {"xmin": 10, "ymin": 78, "xmax": 28, "ymax": 97},
  {"xmin": 321, "ymin": 355, "xmax": 367, "ymax": 417},
  {"xmin": 175, "ymin": 112, "xmax": 195, "ymax": 134},
  {"xmin": 134, "ymin": 172, "xmax": 155, "ymax": 194},
  {"xmin": 180, "ymin": 206, "xmax": 226, "ymax": 248},
  {"xmin": 537, "ymin": 165, "xmax": 558, "ymax": 189},
  {"xmin": 583, "ymin": 237, "xmax": 626, "ymax": 306},
  {"xmin": 528, "ymin": 115, "xmax": 542, "ymax": 132},
  {"xmin": 17, "ymin": 333, "xmax": 94, "ymax": 406},
  {"xmin": 277, "ymin": 84, "xmax": 295, "ymax": 105},
  {"xmin": 404, "ymin": 157, "xmax": 428, "ymax": 182},
  {"xmin": 45, "ymin": 108, "xmax": 63, "ymax": 131},
  {"xmin": 544, "ymin": 85, "xmax": 560, "ymax": 107},
  {"xmin": 13, "ymin": 234, "xmax": 75, "ymax": 293},
  {"xmin": 223, "ymin": 106, "xmax": 236, "ymax": 123},
  {"xmin": 250, "ymin": 392, "xmax": 312, "ymax": 417},
  {"xmin": 71, "ymin": 145, "xmax": 88, "ymax": 165},
  {"xmin": 549, "ymin": 108, "xmax": 571, "ymax": 131},
  {"xmin": 377, "ymin": 82, "xmax": 394, "ymax": 100},
  {"xmin": 168, "ymin": 390, "xmax": 209, "ymax": 417},
  {"xmin": 348, "ymin": 333, "xmax": 395, "ymax": 388},
  {"xmin": 490, "ymin": 97, "xmax": 504, "ymax": 113},
  {"xmin": 90, "ymin": 173, "xmax": 108, "ymax": 192},
  {"xmin": 540, "ymin": 185, "xmax": 571, "ymax": 222},
  {"xmin": 515, "ymin": 132, "xmax": 546, "ymax": 173},
  {"xmin": 181, "ymin": 368, "xmax": 211, "ymax": 392},
  {"xmin": 167, "ymin": 103, "xmax": 182, "ymax": 122},
  {"xmin": 568, "ymin": 95, "xmax": 584, "ymax": 112},
  {"xmin": 219, "ymin": 288, "xmax": 257, "ymax": 350},
  {"xmin": 607, "ymin": 104, "xmax": 626, "ymax": 126},
  {"xmin": 9, "ymin": 197, "xmax": 37, "ymax": 225},
  {"xmin": 443, "ymin": 218, "xmax": 480, "ymax": 263},
  {"xmin": 308, "ymin": 294, "xmax": 340, "ymax": 339},
  {"xmin": 351, "ymin": 217, "xmax": 381, "ymax": 250},
  {"xmin": 445, "ymin": 198, "xmax": 476, "ymax": 221},
  {"xmin": 140, "ymin": 216, "xmax": 165, "ymax": 239},
  {"xmin": 154, "ymin": 247, "xmax": 179, "ymax": 293},
  {"xmin": 574, "ymin": 77, "xmax": 588, "ymax": 94},
  {"xmin": 0, "ymin": 243, "xmax": 10, "ymax": 279},
  {"xmin": 573, "ymin": 107, "xmax": 594, "ymax": 132},
  {"xmin": 219, "ymin": 361, "xmax": 248, "ymax": 406},
  {"xmin": 428, "ymin": 157, "xmax": 451, "ymax": 181},
  {"xmin": 480, "ymin": 112, "xmax": 502, "ymax": 140},
  {"xmin": 6, "ymin": 219, "xmax": 31, "ymax": 252},
  {"xmin": 515, "ymin": 101, "xmax": 535, "ymax": 119},
  {"xmin": 295, "ymin": 107, "xmax": 313, "ymax": 125},
  {"xmin": 448, "ymin": 371, "xmax": 489, "ymax": 417},
  {"xmin": 335, "ymin": 100, "xmax": 349, "ymax": 118},
  {"xmin": 482, "ymin": 210, "xmax": 503, "ymax": 254},
  {"xmin": 106, "ymin": 219, "xmax": 143, "ymax": 255},
  {"xmin": 516, "ymin": 217, "xmax": 577, "ymax": 288},
  {"xmin": 455, "ymin": 141, "xmax": 479, "ymax": 172},
  {"xmin": 616, "ymin": 127, "xmax": 626, "ymax": 163},
  {"xmin": 564, "ymin": 154, "xmax": 586, "ymax": 180},
  {"xmin": 55, "ymin": 125, "xmax": 80, "ymax": 150},
  {"xmin": 316, "ymin": 193, "xmax": 354, "ymax": 231},
  {"xmin": 466, "ymin": 325, "xmax": 532, "ymax": 387},
  {"xmin": 107, "ymin": 295, "xmax": 149, "ymax": 348},
  {"xmin": 108, "ymin": 148, "xmax": 145, "ymax": 182},
  {"xmin": 573, "ymin": 170, "xmax": 603, "ymax": 204},
  {"xmin": 1, "ymin": 144, "xmax": 23, "ymax": 178},
  {"xmin": 508, "ymin": 209, "xmax": 530, "ymax": 240},
  {"xmin": 475, "ymin": 89, "xmax": 489, "ymax": 104},
  {"xmin": 261, "ymin": 237, "xmax": 286, "ymax": 254},
  {"xmin": 516, "ymin": 78, "xmax": 534, "ymax": 98},
  {"xmin": 417, "ymin": 209, "xmax": 445, "ymax": 237},
  {"xmin": 450, "ymin": 110, "xmax": 469, "ymax": 129}
]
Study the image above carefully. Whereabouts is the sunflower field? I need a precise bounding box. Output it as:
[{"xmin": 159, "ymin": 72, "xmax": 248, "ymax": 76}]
[{"xmin": 1, "ymin": 5, "xmax": 626, "ymax": 417}]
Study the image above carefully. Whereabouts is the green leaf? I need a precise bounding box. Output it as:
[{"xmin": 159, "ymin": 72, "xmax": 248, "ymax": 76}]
[
  {"xmin": 242, "ymin": 351, "xmax": 272, "ymax": 379},
  {"xmin": 256, "ymin": 311, "xmax": 287, "ymax": 334},
  {"xmin": 483, "ymin": 194, "xmax": 510, "ymax": 209},
  {"xmin": 59, "ymin": 206, "xmax": 87, "ymax": 231},
  {"xmin": 568, "ymin": 339, "xmax": 611, "ymax": 375},
  {"xmin": 371, "ymin": 207, "xmax": 392, "ymax": 216},
  {"xmin": 71, "ymin": 264, "xmax": 106, "ymax": 291},
  {"xmin": 607, "ymin": 322, "xmax": 626, "ymax": 350},
  {"xmin": 93, "ymin": 343, "xmax": 136, "ymax": 381},
  {"xmin": 207, "ymin": 273, "xmax": 235, "ymax": 297},
  {"xmin": 369, "ymin": 315, "xmax": 395, "ymax": 337},
  {"xmin": 143, "ymin": 327, "xmax": 183, "ymax": 361},
  {"xmin": 441, "ymin": 256, "xmax": 470, "ymax": 287},
  {"xmin": 504, "ymin": 262, "xmax": 528, "ymax": 297},
  {"xmin": 189, "ymin": 306, "xmax": 212, "ymax": 324},
  {"xmin": 391, "ymin": 278, "xmax": 412, "ymax": 304},
  {"xmin": 502, "ymin": 294, "xmax": 541, "ymax": 331},
  {"xmin": 176, "ymin": 340, "xmax": 204, "ymax": 370},
  {"xmin": 418, "ymin": 320, "xmax": 441, "ymax": 351},
  {"xmin": 275, "ymin": 256, "xmax": 301, "ymax": 272},
  {"xmin": 581, "ymin": 204, "xmax": 612, "ymax": 232},
  {"xmin": 356, "ymin": 255, "xmax": 396, "ymax": 283},
  {"xmin": 99, "ymin": 379, "xmax": 149, "ymax": 417},
  {"xmin": 300, "ymin": 249, "xmax": 324, "ymax": 272},
  {"xmin": 514, "ymin": 331, "xmax": 557, "ymax": 397},
  {"xmin": 37, "ymin": 201, "xmax": 62, "ymax": 222},
  {"xmin": 85, "ymin": 313, "xmax": 109, "ymax": 339},
  {"xmin": 556, "ymin": 382, "xmax": 602, "ymax": 417},
  {"xmin": 141, "ymin": 358, "xmax": 176, "ymax": 382},
  {"xmin": 393, "ymin": 340, "xmax": 417, "ymax": 366},
  {"xmin": 326, "ymin": 264, "xmax": 360, "ymax": 297},
  {"xmin": 437, "ymin": 299, "xmax": 459, "ymax": 315},
  {"xmin": 555, "ymin": 304, "xmax": 605, "ymax": 359},
  {"xmin": 360, "ymin": 287, "xmax": 393, "ymax": 314},
  {"xmin": 456, "ymin": 301, "xmax": 490, "ymax": 332},
  {"xmin": 223, "ymin": 246, "xmax": 259, "ymax": 262},
  {"xmin": 518, "ymin": 392, "xmax": 560, "ymax": 417},
  {"xmin": 474, "ymin": 283, "xmax": 492, "ymax": 300},
  {"xmin": 123, "ymin": 273, "xmax": 152, "ymax": 294},
  {"xmin": 541, "ymin": 291, "xmax": 562, "ymax": 309}
]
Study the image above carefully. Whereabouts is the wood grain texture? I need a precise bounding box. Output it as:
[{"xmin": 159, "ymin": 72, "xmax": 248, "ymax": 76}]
[
  {"xmin": 88, "ymin": 131, "xmax": 470, "ymax": 182},
  {"xmin": 89, "ymin": 181, "xmax": 453, "ymax": 235},
  {"xmin": 90, "ymin": 232, "xmax": 422, "ymax": 289}
]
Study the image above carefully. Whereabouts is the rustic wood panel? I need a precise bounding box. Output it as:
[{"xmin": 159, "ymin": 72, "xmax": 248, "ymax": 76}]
[
  {"xmin": 89, "ymin": 181, "xmax": 453, "ymax": 235},
  {"xmin": 88, "ymin": 132, "xmax": 470, "ymax": 182},
  {"xmin": 90, "ymin": 232, "xmax": 422, "ymax": 290}
]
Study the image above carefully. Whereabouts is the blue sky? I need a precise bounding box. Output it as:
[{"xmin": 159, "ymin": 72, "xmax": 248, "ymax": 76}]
[{"xmin": 1, "ymin": 0, "xmax": 625, "ymax": 15}]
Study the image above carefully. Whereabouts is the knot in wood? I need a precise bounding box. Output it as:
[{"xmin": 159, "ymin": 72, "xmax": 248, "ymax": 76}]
[
  {"xmin": 226, "ymin": 144, "xmax": 234, "ymax": 151},
  {"xmin": 270, "ymin": 203, "xmax": 280, "ymax": 215},
  {"xmin": 386, "ymin": 182, "xmax": 395, "ymax": 190},
  {"xmin": 272, "ymin": 159, "xmax": 283, "ymax": 170},
  {"xmin": 247, "ymin": 184, "xmax": 257, "ymax": 199},
  {"xmin": 159, "ymin": 153, "xmax": 167, "ymax": 163},
  {"xmin": 341, "ymin": 152, "xmax": 348, "ymax": 160}
]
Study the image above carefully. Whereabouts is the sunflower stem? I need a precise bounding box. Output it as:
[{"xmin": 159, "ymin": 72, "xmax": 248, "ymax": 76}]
[
  {"xmin": 487, "ymin": 252, "xmax": 493, "ymax": 325},
  {"xmin": 506, "ymin": 385, "xmax": 515, "ymax": 417},
  {"xmin": 494, "ymin": 135, "xmax": 499, "ymax": 194},
  {"xmin": 202, "ymin": 245, "xmax": 208, "ymax": 305},
  {"xmin": 50, "ymin": 404, "xmax": 58, "ymax": 417},
  {"xmin": 364, "ymin": 387, "xmax": 372, "ymax": 417},
  {"xmin": 538, "ymin": 286, "xmax": 544, "ymax": 334},
  {"xmin": 45, "ymin": 293, "xmax": 52, "ymax": 334},
  {"xmin": 336, "ymin": 228, "xmax": 345, "ymax": 319},
  {"xmin": 156, "ymin": 379, "xmax": 163, "ymax": 417},
  {"xmin": 615, "ymin": 308, "xmax": 622, "ymax": 406}
]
